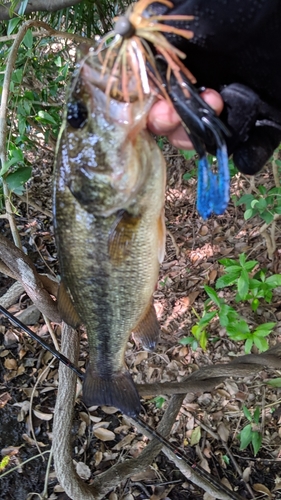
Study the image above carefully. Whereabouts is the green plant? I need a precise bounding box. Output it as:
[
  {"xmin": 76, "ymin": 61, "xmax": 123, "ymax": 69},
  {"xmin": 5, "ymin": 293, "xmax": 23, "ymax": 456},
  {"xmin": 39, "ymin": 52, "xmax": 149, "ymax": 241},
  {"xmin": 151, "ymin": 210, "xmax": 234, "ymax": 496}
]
[
  {"xmin": 180, "ymin": 284, "xmax": 276, "ymax": 354},
  {"xmin": 238, "ymin": 406, "xmax": 262, "ymax": 456},
  {"xmin": 151, "ymin": 396, "xmax": 166, "ymax": 409},
  {"xmin": 216, "ymin": 254, "xmax": 281, "ymax": 312},
  {"xmin": 236, "ymin": 185, "xmax": 281, "ymax": 224}
]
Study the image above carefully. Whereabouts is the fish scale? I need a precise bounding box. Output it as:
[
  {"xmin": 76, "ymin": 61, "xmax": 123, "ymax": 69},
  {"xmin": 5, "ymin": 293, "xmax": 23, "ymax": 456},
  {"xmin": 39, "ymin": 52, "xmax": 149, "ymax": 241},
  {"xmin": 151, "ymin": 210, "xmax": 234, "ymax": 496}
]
[{"xmin": 53, "ymin": 49, "xmax": 166, "ymax": 417}]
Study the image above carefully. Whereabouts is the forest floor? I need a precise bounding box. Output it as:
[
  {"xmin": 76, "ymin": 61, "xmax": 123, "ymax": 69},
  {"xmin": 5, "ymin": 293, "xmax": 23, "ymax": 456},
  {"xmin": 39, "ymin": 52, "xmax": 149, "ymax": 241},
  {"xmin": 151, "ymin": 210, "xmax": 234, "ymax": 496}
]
[{"xmin": 1, "ymin": 140, "xmax": 281, "ymax": 500}]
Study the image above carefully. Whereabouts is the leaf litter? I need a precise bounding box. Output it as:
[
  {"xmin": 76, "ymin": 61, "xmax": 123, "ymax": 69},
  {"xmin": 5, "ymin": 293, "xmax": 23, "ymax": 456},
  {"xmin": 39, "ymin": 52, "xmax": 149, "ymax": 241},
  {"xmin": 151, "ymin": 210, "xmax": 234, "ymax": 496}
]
[{"xmin": 0, "ymin": 139, "xmax": 281, "ymax": 499}]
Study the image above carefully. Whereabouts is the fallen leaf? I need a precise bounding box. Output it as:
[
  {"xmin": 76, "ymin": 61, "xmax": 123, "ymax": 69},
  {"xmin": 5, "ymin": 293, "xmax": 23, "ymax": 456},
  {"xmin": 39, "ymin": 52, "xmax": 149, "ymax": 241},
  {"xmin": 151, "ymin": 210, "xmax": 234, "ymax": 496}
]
[
  {"xmin": 94, "ymin": 428, "xmax": 115, "ymax": 441},
  {"xmin": 0, "ymin": 392, "xmax": 11, "ymax": 409},
  {"xmin": 101, "ymin": 406, "xmax": 118, "ymax": 414},
  {"xmin": 76, "ymin": 461, "xmax": 91, "ymax": 480},
  {"xmin": 112, "ymin": 434, "xmax": 135, "ymax": 451},
  {"xmin": 253, "ymin": 483, "xmax": 272, "ymax": 498},
  {"xmin": 190, "ymin": 426, "xmax": 201, "ymax": 446},
  {"xmin": 33, "ymin": 409, "xmax": 53, "ymax": 421},
  {"xmin": 4, "ymin": 358, "xmax": 17, "ymax": 370}
]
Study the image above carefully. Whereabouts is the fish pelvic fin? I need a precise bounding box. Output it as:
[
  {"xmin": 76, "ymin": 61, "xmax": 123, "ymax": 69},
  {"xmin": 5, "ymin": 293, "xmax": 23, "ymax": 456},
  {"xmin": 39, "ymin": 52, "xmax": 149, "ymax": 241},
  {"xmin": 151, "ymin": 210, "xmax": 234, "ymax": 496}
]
[
  {"xmin": 57, "ymin": 282, "xmax": 81, "ymax": 328},
  {"xmin": 108, "ymin": 210, "xmax": 141, "ymax": 265},
  {"xmin": 83, "ymin": 365, "xmax": 141, "ymax": 417},
  {"xmin": 132, "ymin": 302, "xmax": 160, "ymax": 351}
]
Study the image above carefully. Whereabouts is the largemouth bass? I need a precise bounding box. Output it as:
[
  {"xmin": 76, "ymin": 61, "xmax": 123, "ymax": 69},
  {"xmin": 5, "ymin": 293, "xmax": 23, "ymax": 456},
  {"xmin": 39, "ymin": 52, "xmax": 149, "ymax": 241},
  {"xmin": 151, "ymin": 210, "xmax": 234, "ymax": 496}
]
[{"xmin": 53, "ymin": 46, "xmax": 166, "ymax": 417}]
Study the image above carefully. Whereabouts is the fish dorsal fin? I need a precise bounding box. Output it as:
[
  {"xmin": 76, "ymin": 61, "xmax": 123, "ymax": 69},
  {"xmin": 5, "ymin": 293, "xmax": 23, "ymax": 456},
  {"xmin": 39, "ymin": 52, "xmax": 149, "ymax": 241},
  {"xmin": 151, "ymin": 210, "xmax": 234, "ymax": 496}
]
[
  {"xmin": 132, "ymin": 302, "xmax": 160, "ymax": 351},
  {"xmin": 158, "ymin": 209, "xmax": 166, "ymax": 264},
  {"xmin": 57, "ymin": 282, "xmax": 81, "ymax": 328},
  {"xmin": 108, "ymin": 210, "xmax": 141, "ymax": 264}
]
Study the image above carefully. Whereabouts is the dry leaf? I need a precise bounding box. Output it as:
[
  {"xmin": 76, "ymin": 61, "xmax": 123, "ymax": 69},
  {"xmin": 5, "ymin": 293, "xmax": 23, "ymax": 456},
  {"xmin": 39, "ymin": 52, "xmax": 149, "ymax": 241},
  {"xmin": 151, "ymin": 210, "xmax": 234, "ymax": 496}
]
[
  {"xmin": 101, "ymin": 406, "xmax": 118, "ymax": 414},
  {"xmin": 76, "ymin": 461, "xmax": 91, "ymax": 480},
  {"xmin": 94, "ymin": 428, "xmax": 115, "ymax": 441},
  {"xmin": 134, "ymin": 351, "xmax": 148, "ymax": 366},
  {"xmin": 108, "ymin": 493, "xmax": 118, "ymax": 500},
  {"xmin": 190, "ymin": 426, "xmax": 201, "ymax": 446},
  {"xmin": 79, "ymin": 412, "xmax": 90, "ymax": 425},
  {"xmin": 217, "ymin": 422, "xmax": 230, "ymax": 442},
  {"xmin": 33, "ymin": 409, "xmax": 53, "ymax": 421},
  {"xmin": 112, "ymin": 434, "xmax": 135, "ymax": 451},
  {"xmin": 89, "ymin": 415, "xmax": 102, "ymax": 423},
  {"xmin": 4, "ymin": 358, "xmax": 17, "ymax": 370},
  {"xmin": 242, "ymin": 466, "xmax": 252, "ymax": 482},
  {"xmin": 94, "ymin": 451, "xmax": 103, "ymax": 467},
  {"xmin": 253, "ymin": 483, "xmax": 272, "ymax": 498},
  {"xmin": 0, "ymin": 392, "xmax": 11, "ymax": 409},
  {"xmin": 199, "ymin": 225, "xmax": 209, "ymax": 236}
]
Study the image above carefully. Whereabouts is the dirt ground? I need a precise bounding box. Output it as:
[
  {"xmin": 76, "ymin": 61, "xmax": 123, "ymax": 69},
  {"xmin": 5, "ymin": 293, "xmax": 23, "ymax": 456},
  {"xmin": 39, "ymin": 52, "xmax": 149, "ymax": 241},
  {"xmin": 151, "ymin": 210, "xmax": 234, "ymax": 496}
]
[{"xmin": 1, "ymin": 141, "xmax": 281, "ymax": 499}]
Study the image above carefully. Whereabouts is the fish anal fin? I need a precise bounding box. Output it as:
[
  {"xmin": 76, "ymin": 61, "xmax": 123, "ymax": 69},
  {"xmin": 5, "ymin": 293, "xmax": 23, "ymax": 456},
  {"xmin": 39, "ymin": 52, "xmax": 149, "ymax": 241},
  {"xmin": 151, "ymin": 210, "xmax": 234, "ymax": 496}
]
[
  {"xmin": 57, "ymin": 282, "xmax": 81, "ymax": 328},
  {"xmin": 83, "ymin": 365, "xmax": 141, "ymax": 417},
  {"xmin": 158, "ymin": 209, "xmax": 166, "ymax": 263},
  {"xmin": 132, "ymin": 302, "xmax": 160, "ymax": 351},
  {"xmin": 108, "ymin": 210, "xmax": 141, "ymax": 264}
]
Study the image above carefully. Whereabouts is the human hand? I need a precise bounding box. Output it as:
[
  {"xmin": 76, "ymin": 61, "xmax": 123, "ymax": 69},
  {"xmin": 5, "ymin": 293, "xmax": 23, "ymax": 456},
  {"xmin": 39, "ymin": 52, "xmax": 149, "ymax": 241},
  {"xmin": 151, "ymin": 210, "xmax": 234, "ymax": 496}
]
[{"xmin": 147, "ymin": 89, "xmax": 224, "ymax": 150}]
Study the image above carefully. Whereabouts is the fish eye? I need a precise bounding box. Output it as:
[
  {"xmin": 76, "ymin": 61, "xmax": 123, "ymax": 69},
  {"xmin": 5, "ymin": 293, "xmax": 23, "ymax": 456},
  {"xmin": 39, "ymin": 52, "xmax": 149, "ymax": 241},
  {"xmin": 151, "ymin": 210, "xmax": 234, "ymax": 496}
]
[{"xmin": 67, "ymin": 101, "xmax": 88, "ymax": 128}]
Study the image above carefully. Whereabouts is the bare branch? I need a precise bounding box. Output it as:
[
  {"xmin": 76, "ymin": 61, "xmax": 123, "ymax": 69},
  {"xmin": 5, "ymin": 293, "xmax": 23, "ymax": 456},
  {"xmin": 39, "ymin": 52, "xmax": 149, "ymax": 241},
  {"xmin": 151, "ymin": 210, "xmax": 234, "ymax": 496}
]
[
  {"xmin": 0, "ymin": 234, "xmax": 61, "ymax": 322},
  {"xmin": 0, "ymin": 0, "xmax": 84, "ymax": 20}
]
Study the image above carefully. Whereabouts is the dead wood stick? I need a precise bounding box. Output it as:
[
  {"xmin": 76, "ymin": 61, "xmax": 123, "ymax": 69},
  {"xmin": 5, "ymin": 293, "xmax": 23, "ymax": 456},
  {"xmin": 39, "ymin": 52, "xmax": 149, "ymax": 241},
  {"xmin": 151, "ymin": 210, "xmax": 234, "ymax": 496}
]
[
  {"xmin": 0, "ymin": 234, "xmax": 61, "ymax": 322},
  {"xmin": 136, "ymin": 346, "xmax": 281, "ymax": 396}
]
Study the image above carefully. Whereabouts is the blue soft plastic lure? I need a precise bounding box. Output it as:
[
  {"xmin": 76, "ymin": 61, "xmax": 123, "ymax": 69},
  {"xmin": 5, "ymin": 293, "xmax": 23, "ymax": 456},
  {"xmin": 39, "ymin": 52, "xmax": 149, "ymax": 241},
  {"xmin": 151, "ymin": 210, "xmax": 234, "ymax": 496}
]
[
  {"xmin": 154, "ymin": 57, "xmax": 231, "ymax": 219},
  {"xmin": 196, "ymin": 120, "xmax": 230, "ymax": 219}
]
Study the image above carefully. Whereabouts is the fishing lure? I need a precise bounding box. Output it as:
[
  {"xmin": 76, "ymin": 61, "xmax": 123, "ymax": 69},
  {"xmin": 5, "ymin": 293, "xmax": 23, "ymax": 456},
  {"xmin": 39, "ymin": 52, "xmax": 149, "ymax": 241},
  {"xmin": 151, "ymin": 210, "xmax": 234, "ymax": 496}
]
[{"xmin": 89, "ymin": 0, "xmax": 231, "ymax": 219}]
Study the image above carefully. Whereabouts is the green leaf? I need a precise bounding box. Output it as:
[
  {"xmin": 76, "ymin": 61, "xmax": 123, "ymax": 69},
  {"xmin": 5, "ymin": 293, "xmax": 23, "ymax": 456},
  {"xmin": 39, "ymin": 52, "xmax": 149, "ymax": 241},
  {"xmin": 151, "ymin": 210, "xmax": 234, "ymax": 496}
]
[
  {"xmin": 266, "ymin": 378, "xmax": 281, "ymax": 388},
  {"xmin": 254, "ymin": 322, "xmax": 276, "ymax": 336},
  {"xmin": 244, "ymin": 260, "xmax": 258, "ymax": 272},
  {"xmin": 36, "ymin": 110, "xmax": 57, "ymax": 125},
  {"xmin": 239, "ymin": 424, "xmax": 253, "ymax": 449},
  {"xmin": 237, "ymin": 269, "xmax": 249, "ymax": 300},
  {"xmin": 265, "ymin": 274, "xmax": 281, "ymax": 288},
  {"xmin": 261, "ymin": 211, "xmax": 274, "ymax": 224},
  {"xmin": 253, "ymin": 407, "xmax": 260, "ymax": 424},
  {"xmin": 226, "ymin": 320, "xmax": 250, "ymax": 337},
  {"xmin": 180, "ymin": 149, "xmax": 196, "ymax": 161},
  {"xmin": 236, "ymin": 194, "xmax": 254, "ymax": 206},
  {"xmin": 216, "ymin": 271, "xmax": 241, "ymax": 289},
  {"xmin": 244, "ymin": 208, "xmax": 253, "ymax": 220},
  {"xmin": 244, "ymin": 338, "xmax": 253, "ymax": 354},
  {"xmin": 218, "ymin": 258, "xmax": 237, "ymax": 266},
  {"xmin": 253, "ymin": 336, "xmax": 269, "ymax": 352},
  {"xmin": 252, "ymin": 431, "xmax": 262, "ymax": 456},
  {"xmin": 251, "ymin": 298, "xmax": 259, "ymax": 312},
  {"xmin": 242, "ymin": 406, "xmax": 252, "ymax": 422},
  {"xmin": 204, "ymin": 285, "xmax": 221, "ymax": 307},
  {"xmin": 22, "ymin": 29, "xmax": 33, "ymax": 49},
  {"xmin": 7, "ymin": 18, "xmax": 21, "ymax": 35},
  {"xmin": 198, "ymin": 310, "xmax": 217, "ymax": 327},
  {"xmin": 6, "ymin": 166, "xmax": 32, "ymax": 194}
]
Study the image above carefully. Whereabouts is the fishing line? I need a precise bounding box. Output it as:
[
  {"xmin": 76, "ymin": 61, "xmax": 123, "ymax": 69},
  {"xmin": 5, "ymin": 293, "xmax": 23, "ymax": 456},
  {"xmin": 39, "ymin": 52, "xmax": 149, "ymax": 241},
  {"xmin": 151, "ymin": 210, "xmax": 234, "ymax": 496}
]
[
  {"xmin": 0, "ymin": 304, "xmax": 84, "ymax": 379},
  {"xmin": 0, "ymin": 305, "xmax": 243, "ymax": 498}
]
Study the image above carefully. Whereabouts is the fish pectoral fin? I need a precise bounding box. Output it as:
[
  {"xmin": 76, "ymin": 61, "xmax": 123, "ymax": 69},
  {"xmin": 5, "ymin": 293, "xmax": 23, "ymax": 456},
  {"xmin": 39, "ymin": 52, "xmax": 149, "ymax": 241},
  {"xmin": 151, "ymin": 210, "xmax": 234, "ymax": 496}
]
[
  {"xmin": 158, "ymin": 209, "xmax": 166, "ymax": 264},
  {"xmin": 57, "ymin": 282, "xmax": 81, "ymax": 328},
  {"xmin": 132, "ymin": 302, "xmax": 160, "ymax": 351},
  {"xmin": 108, "ymin": 210, "xmax": 141, "ymax": 264},
  {"xmin": 83, "ymin": 365, "xmax": 141, "ymax": 417}
]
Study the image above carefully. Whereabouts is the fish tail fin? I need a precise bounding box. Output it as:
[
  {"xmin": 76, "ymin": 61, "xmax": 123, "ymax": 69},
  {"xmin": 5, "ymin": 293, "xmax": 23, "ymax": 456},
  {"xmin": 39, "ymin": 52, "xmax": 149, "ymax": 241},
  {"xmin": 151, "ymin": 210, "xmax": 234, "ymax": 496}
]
[
  {"xmin": 83, "ymin": 365, "xmax": 141, "ymax": 417},
  {"xmin": 132, "ymin": 302, "xmax": 160, "ymax": 351}
]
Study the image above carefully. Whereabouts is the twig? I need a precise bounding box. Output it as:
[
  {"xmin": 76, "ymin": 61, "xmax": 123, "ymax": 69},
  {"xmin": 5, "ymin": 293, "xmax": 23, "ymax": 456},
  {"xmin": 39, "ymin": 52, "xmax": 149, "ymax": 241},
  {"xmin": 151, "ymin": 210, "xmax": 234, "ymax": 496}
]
[
  {"xmin": 272, "ymin": 150, "xmax": 280, "ymax": 187},
  {"xmin": 17, "ymin": 194, "xmax": 52, "ymax": 218}
]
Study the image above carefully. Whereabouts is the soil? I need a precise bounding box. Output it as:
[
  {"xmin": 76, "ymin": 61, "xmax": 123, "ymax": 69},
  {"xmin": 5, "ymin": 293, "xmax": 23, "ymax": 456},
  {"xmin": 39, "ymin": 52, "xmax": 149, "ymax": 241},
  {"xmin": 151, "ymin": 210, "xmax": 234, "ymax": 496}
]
[{"xmin": 1, "ymin": 138, "xmax": 281, "ymax": 499}]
